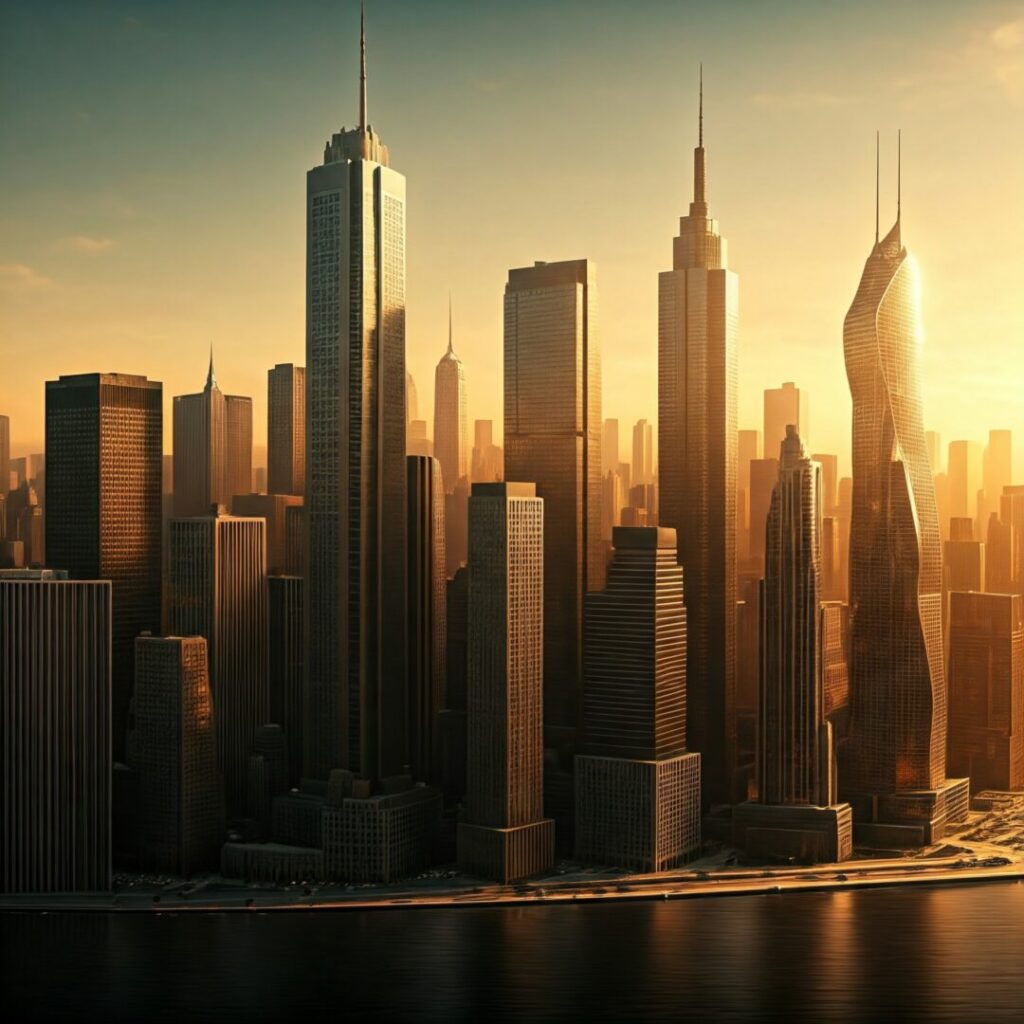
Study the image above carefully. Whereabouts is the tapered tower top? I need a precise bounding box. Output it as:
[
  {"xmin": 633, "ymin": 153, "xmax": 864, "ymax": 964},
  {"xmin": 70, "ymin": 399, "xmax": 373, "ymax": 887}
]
[{"xmin": 205, "ymin": 345, "xmax": 218, "ymax": 391}]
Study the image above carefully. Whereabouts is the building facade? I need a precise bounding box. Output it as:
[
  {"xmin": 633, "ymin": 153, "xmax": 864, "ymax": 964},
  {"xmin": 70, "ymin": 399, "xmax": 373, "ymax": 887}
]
[
  {"xmin": 45, "ymin": 372, "xmax": 162, "ymax": 760},
  {"xmin": 268, "ymin": 574, "xmax": 304, "ymax": 786},
  {"xmin": 267, "ymin": 363, "xmax": 306, "ymax": 496}
]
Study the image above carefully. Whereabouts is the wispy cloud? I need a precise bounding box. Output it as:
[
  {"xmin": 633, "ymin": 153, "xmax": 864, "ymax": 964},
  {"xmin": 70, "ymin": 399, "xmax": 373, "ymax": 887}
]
[
  {"xmin": 60, "ymin": 234, "xmax": 117, "ymax": 253},
  {"xmin": 749, "ymin": 90, "xmax": 851, "ymax": 110},
  {"xmin": 0, "ymin": 263, "xmax": 53, "ymax": 289}
]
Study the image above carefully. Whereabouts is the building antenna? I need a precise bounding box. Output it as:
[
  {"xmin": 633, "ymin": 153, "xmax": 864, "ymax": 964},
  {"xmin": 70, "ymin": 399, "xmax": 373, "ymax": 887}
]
[
  {"xmin": 699, "ymin": 64, "xmax": 703, "ymax": 148},
  {"xmin": 448, "ymin": 291, "xmax": 453, "ymax": 354},
  {"xmin": 359, "ymin": 0, "xmax": 367, "ymax": 130}
]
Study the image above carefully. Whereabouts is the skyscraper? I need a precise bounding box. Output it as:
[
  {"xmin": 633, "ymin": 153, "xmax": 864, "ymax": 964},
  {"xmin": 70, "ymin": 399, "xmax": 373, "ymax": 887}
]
[
  {"xmin": 406, "ymin": 371, "xmax": 419, "ymax": 429},
  {"xmin": 763, "ymin": 382, "xmax": 802, "ymax": 460},
  {"xmin": 232, "ymin": 492, "xmax": 303, "ymax": 575},
  {"xmin": 575, "ymin": 527, "xmax": 701, "ymax": 871},
  {"xmin": 45, "ymin": 372, "xmax": 162, "ymax": 760},
  {"xmin": 1, "ymin": 571, "xmax": 111, "ymax": 893},
  {"xmin": 167, "ymin": 511, "xmax": 268, "ymax": 814},
  {"xmin": 268, "ymin": 574, "xmax": 304, "ymax": 786},
  {"xmin": 0, "ymin": 414, "xmax": 9, "ymax": 498},
  {"xmin": 504, "ymin": 258, "xmax": 603, "ymax": 768},
  {"xmin": 733, "ymin": 428, "xmax": 852, "ymax": 863},
  {"xmin": 842, "ymin": 145, "xmax": 968, "ymax": 844},
  {"xmin": 947, "ymin": 439, "xmax": 982, "ymax": 524},
  {"xmin": 747, "ymin": 457, "xmax": 779, "ymax": 572},
  {"xmin": 471, "ymin": 419, "xmax": 503, "ymax": 483},
  {"xmin": 632, "ymin": 419, "xmax": 654, "ymax": 487},
  {"xmin": 458, "ymin": 483, "xmax": 554, "ymax": 882},
  {"xmin": 658, "ymin": 75, "xmax": 738, "ymax": 803},
  {"xmin": 407, "ymin": 455, "xmax": 446, "ymax": 783},
  {"xmin": 129, "ymin": 635, "xmax": 223, "ymax": 875},
  {"xmin": 305, "ymin": 8, "xmax": 408, "ymax": 784},
  {"xmin": 434, "ymin": 299, "xmax": 468, "ymax": 495},
  {"xmin": 980, "ymin": 429, "xmax": 1012, "ymax": 535},
  {"xmin": 267, "ymin": 363, "xmax": 306, "ymax": 496}
]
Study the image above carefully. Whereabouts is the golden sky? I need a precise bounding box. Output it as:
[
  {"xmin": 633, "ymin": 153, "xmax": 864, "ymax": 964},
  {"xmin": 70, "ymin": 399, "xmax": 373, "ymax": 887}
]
[{"xmin": 2, "ymin": 1, "xmax": 1022, "ymax": 479}]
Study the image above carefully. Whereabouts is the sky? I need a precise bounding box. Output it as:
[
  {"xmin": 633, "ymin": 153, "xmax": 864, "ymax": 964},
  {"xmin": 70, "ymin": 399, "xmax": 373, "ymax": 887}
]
[{"xmin": 1, "ymin": 0, "xmax": 1023, "ymax": 477}]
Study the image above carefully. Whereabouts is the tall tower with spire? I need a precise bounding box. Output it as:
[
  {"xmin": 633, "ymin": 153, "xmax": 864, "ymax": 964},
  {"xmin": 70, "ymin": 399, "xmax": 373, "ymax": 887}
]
[
  {"xmin": 842, "ymin": 135, "xmax": 968, "ymax": 844},
  {"xmin": 304, "ymin": 4, "xmax": 409, "ymax": 786},
  {"xmin": 658, "ymin": 71, "xmax": 739, "ymax": 804},
  {"xmin": 433, "ymin": 296, "xmax": 468, "ymax": 494}
]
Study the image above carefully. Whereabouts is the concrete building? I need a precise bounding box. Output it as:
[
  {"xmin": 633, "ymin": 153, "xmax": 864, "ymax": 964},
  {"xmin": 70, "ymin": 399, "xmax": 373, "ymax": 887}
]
[
  {"xmin": 947, "ymin": 592, "xmax": 1024, "ymax": 792},
  {"xmin": 575, "ymin": 527, "xmax": 701, "ymax": 871},
  {"xmin": 1, "ymin": 571, "xmax": 111, "ymax": 893},
  {"xmin": 458, "ymin": 483, "xmax": 554, "ymax": 882},
  {"xmin": 45, "ymin": 371, "xmax": 162, "ymax": 760},
  {"xmin": 267, "ymin": 363, "xmax": 305, "ymax": 496},
  {"xmin": 129, "ymin": 635, "xmax": 223, "ymax": 875},
  {"xmin": 166, "ymin": 511, "xmax": 268, "ymax": 815}
]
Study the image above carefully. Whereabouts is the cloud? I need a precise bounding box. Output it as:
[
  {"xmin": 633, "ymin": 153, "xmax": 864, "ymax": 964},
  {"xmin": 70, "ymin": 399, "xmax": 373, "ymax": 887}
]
[
  {"xmin": 472, "ymin": 78, "xmax": 504, "ymax": 94},
  {"xmin": 61, "ymin": 234, "xmax": 117, "ymax": 253},
  {"xmin": 0, "ymin": 263, "xmax": 53, "ymax": 289},
  {"xmin": 749, "ymin": 90, "xmax": 851, "ymax": 110}
]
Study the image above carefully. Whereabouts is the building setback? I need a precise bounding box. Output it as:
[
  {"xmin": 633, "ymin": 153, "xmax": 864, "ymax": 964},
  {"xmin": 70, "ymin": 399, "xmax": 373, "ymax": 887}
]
[
  {"xmin": 1, "ymin": 571, "xmax": 111, "ymax": 893},
  {"xmin": 129, "ymin": 635, "xmax": 224, "ymax": 875},
  {"xmin": 458, "ymin": 483, "xmax": 554, "ymax": 882},
  {"xmin": 267, "ymin": 363, "xmax": 306, "ymax": 497},
  {"xmin": 658, "ymin": 80, "xmax": 739, "ymax": 803},
  {"xmin": 947, "ymin": 591, "xmax": 1024, "ymax": 792},
  {"xmin": 45, "ymin": 371, "xmax": 162, "ymax": 760},
  {"xmin": 166, "ymin": 511, "xmax": 268, "ymax": 815},
  {"xmin": 575, "ymin": 527, "xmax": 701, "ymax": 872}
]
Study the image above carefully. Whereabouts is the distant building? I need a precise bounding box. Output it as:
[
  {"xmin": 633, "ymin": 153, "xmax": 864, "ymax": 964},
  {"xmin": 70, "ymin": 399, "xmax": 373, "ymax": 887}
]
[
  {"xmin": 1, "ymin": 571, "xmax": 111, "ymax": 893},
  {"xmin": 471, "ymin": 419, "xmax": 503, "ymax": 484},
  {"xmin": 434, "ymin": 301, "xmax": 468, "ymax": 495},
  {"xmin": 763, "ymin": 382, "xmax": 802, "ymax": 465},
  {"xmin": 268, "ymin": 575, "xmax": 304, "ymax": 786},
  {"xmin": 172, "ymin": 353, "xmax": 252, "ymax": 516},
  {"xmin": 747, "ymin": 457, "xmax": 778, "ymax": 571},
  {"xmin": 821, "ymin": 601, "xmax": 851, "ymax": 739},
  {"xmin": 232, "ymin": 492, "xmax": 303, "ymax": 575},
  {"xmin": 458, "ymin": 483, "xmax": 554, "ymax": 882},
  {"xmin": 979, "ymin": 430, "xmax": 1012, "ymax": 533},
  {"xmin": 129, "ymin": 635, "xmax": 223, "ymax": 875},
  {"xmin": 947, "ymin": 592, "xmax": 1024, "ymax": 792},
  {"xmin": 947, "ymin": 440, "xmax": 983, "ymax": 526},
  {"xmin": 444, "ymin": 475, "xmax": 469, "ymax": 578},
  {"xmin": 166, "ymin": 511, "xmax": 268, "ymax": 815},
  {"xmin": 267, "ymin": 363, "xmax": 305, "ymax": 496},
  {"xmin": 632, "ymin": 419, "xmax": 654, "ymax": 487},
  {"xmin": 45, "ymin": 371, "xmax": 162, "ymax": 760},
  {"xmin": 602, "ymin": 418, "xmax": 619, "ymax": 477},
  {"xmin": 575, "ymin": 527, "xmax": 701, "ymax": 871},
  {"xmin": 0, "ymin": 414, "xmax": 8, "ymax": 499},
  {"xmin": 943, "ymin": 517, "xmax": 984, "ymax": 631}
]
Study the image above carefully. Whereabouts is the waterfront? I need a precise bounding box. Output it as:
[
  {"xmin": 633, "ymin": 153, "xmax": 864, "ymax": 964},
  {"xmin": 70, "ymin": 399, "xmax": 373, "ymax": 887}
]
[{"xmin": 5, "ymin": 881, "xmax": 1024, "ymax": 1021}]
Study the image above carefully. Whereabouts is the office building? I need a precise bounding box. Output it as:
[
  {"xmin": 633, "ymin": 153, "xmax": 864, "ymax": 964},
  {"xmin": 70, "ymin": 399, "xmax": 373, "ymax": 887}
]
[
  {"xmin": 129, "ymin": 635, "xmax": 223, "ymax": 875},
  {"xmin": 167, "ymin": 511, "xmax": 268, "ymax": 814},
  {"xmin": 658, "ymin": 79, "xmax": 738, "ymax": 802},
  {"xmin": 267, "ymin": 363, "xmax": 306, "ymax": 497},
  {"xmin": 1, "ymin": 571, "xmax": 111, "ymax": 893},
  {"xmin": 632, "ymin": 419, "xmax": 654, "ymax": 487},
  {"xmin": 948, "ymin": 440, "xmax": 983, "ymax": 525},
  {"xmin": 763, "ymin": 382, "xmax": 802, "ymax": 462},
  {"xmin": 575, "ymin": 527, "xmax": 701, "ymax": 871},
  {"xmin": 232, "ymin": 492, "xmax": 303, "ymax": 575},
  {"xmin": 471, "ymin": 419, "xmax": 503, "ymax": 484},
  {"xmin": 602, "ymin": 418, "xmax": 620, "ymax": 477},
  {"xmin": 45, "ymin": 371, "xmax": 162, "ymax": 760},
  {"xmin": 842, "ymin": 156, "xmax": 968, "ymax": 845},
  {"xmin": 434, "ymin": 300, "xmax": 468, "ymax": 495},
  {"xmin": 458, "ymin": 483, "xmax": 554, "ymax": 882}
]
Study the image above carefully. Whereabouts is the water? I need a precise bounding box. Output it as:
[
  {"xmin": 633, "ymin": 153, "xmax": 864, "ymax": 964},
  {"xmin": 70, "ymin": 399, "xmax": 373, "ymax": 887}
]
[{"xmin": 4, "ymin": 882, "xmax": 1024, "ymax": 1021}]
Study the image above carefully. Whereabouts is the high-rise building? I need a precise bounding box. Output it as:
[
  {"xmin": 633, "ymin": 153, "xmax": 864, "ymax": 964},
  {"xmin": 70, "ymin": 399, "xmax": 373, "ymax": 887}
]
[
  {"xmin": 947, "ymin": 591, "xmax": 1024, "ymax": 792},
  {"xmin": 406, "ymin": 371, "xmax": 419, "ymax": 428},
  {"xmin": 658, "ymin": 79, "xmax": 738, "ymax": 803},
  {"xmin": 458, "ymin": 483, "xmax": 554, "ymax": 882},
  {"xmin": 173, "ymin": 353, "xmax": 252, "ymax": 517},
  {"xmin": 948, "ymin": 440, "xmax": 983, "ymax": 525},
  {"xmin": 167, "ymin": 511, "xmax": 268, "ymax": 814},
  {"xmin": 925, "ymin": 431, "xmax": 942, "ymax": 474},
  {"xmin": 231, "ymin": 492, "xmax": 303, "ymax": 575},
  {"xmin": 407, "ymin": 419, "xmax": 432, "ymax": 458},
  {"xmin": 471, "ymin": 419, "xmax": 503, "ymax": 483},
  {"xmin": 632, "ymin": 419, "xmax": 654, "ymax": 487},
  {"xmin": 434, "ymin": 300, "xmax": 468, "ymax": 496},
  {"xmin": 733, "ymin": 428, "xmax": 852, "ymax": 863},
  {"xmin": 763, "ymin": 382, "xmax": 802, "ymax": 461},
  {"xmin": 747, "ymin": 458, "xmax": 779, "ymax": 573},
  {"xmin": 737, "ymin": 429, "xmax": 761, "ymax": 563},
  {"xmin": 1, "ymin": 571, "xmax": 111, "ymax": 893},
  {"xmin": 813, "ymin": 452, "xmax": 838, "ymax": 515},
  {"xmin": 575, "ymin": 527, "xmax": 701, "ymax": 871},
  {"xmin": 602, "ymin": 419, "xmax": 619, "ymax": 477},
  {"xmin": 268, "ymin": 574, "xmax": 304, "ymax": 786},
  {"xmin": 0, "ymin": 414, "xmax": 9, "ymax": 499},
  {"xmin": 980, "ymin": 430, "xmax": 1012, "ymax": 537},
  {"xmin": 267, "ymin": 363, "xmax": 306, "ymax": 497},
  {"xmin": 943, "ymin": 517, "xmax": 984, "ymax": 631},
  {"xmin": 842, "ymin": 158, "xmax": 968, "ymax": 844},
  {"xmin": 407, "ymin": 456, "xmax": 446, "ymax": 783},
  {"xmin": 504, "ymin": 258, "xmax": 603, "ymax": 762},
  {"xmin": 305, "ymin": 10, "xmax": 408, "ymax": 784},
  {"xmin": 45, "ymin": 372, "xmax": 162, "ymax": 760},
  {"xmin": 129, "ymin": 635, "xmax": 223, "ymax": 875},
  {"xmin": 444, "ymin": 475, "xmax": 469, "ymax": 578},
  {"xmin": 821, "ymin": 600, "xmax": 851, "ymax": 738}
]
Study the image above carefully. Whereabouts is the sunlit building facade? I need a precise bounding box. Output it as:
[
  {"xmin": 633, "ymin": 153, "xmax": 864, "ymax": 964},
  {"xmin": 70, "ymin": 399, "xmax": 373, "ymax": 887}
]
[{"xmin": 658, "ymin": 83, "xmax": 738, "ymax": 804}]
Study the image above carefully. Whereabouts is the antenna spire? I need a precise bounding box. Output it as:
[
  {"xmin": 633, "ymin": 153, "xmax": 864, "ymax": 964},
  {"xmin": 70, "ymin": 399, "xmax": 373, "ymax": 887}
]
[
  {"xmin": 447, "ymin": 291, "xmax": 453, "ymax": 354},
  {"xmin": 359, "ymin": 1, "xmax": 367, "ymax": 130},
  {"xmin": 874, "ymin": 130, "xmax": 879, "ymax": 245},
  {"xmin": 897, "ymin": 128, "xmax": 901, "ymax": 224},
  {"xmin": 206, "ymin": 344, "xmax": 217, "ymax": 391},
  {"xmin": 699, "ymin": 64, "xmax": 703, "ymax": 148}
]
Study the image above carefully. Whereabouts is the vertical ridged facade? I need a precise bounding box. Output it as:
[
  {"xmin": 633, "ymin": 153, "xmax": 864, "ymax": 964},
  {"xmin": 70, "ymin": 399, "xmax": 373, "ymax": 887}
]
[
  {"xmin": 503, "ymin": 259, "xmax": 603, "ymax": 752},
  {"xmin": 407, "ymin": 456, "xmax": 446, "ymax": 783},
  {"xmin": 658, "ymin": 96, "xmax": 738, "ymax": 803},
  {"xmin": 305, "ymin": 70, "xmax": 407, "ymax": 784},
  {"xmin": 458, "ymin": 483, "xmax": 554, "ymax": 882},
  {"xmin": 45, "ymin": 372, "xmax": 162, "ymax": 761},
  {"xmin": 167, "ymin": 513, "xmax": 268, "ymax": 814},
  {"xmin": 844, "ymin": 218, "xmax": 946, "ymax": 795},
  {"xmin": 1, "ymin": 572, "xmax": 111, "ymax": 893},
  {"xmin": 130, "ymin": 635, "xmax": 223, "ymax": 875},
  {"xmin": 267, "ymin": 363, "xmax": 306, "ymax": 496}
]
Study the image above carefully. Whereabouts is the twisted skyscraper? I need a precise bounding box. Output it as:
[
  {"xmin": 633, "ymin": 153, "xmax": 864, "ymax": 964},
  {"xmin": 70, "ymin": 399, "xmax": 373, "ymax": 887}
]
[
  {"xmin": 658, "ymin": 73, "xmax": 738, "ymax": 804},
  {"xmin": 842, "ymin": 138, "xmax": 967, "ymax": 844}
]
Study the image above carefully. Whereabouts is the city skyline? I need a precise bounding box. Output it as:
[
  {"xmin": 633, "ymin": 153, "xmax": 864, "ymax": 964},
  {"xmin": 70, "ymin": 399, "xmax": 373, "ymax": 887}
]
[{"xmin": 3, "ymin": 2, "xmax": 1024, "ymax": 478}]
